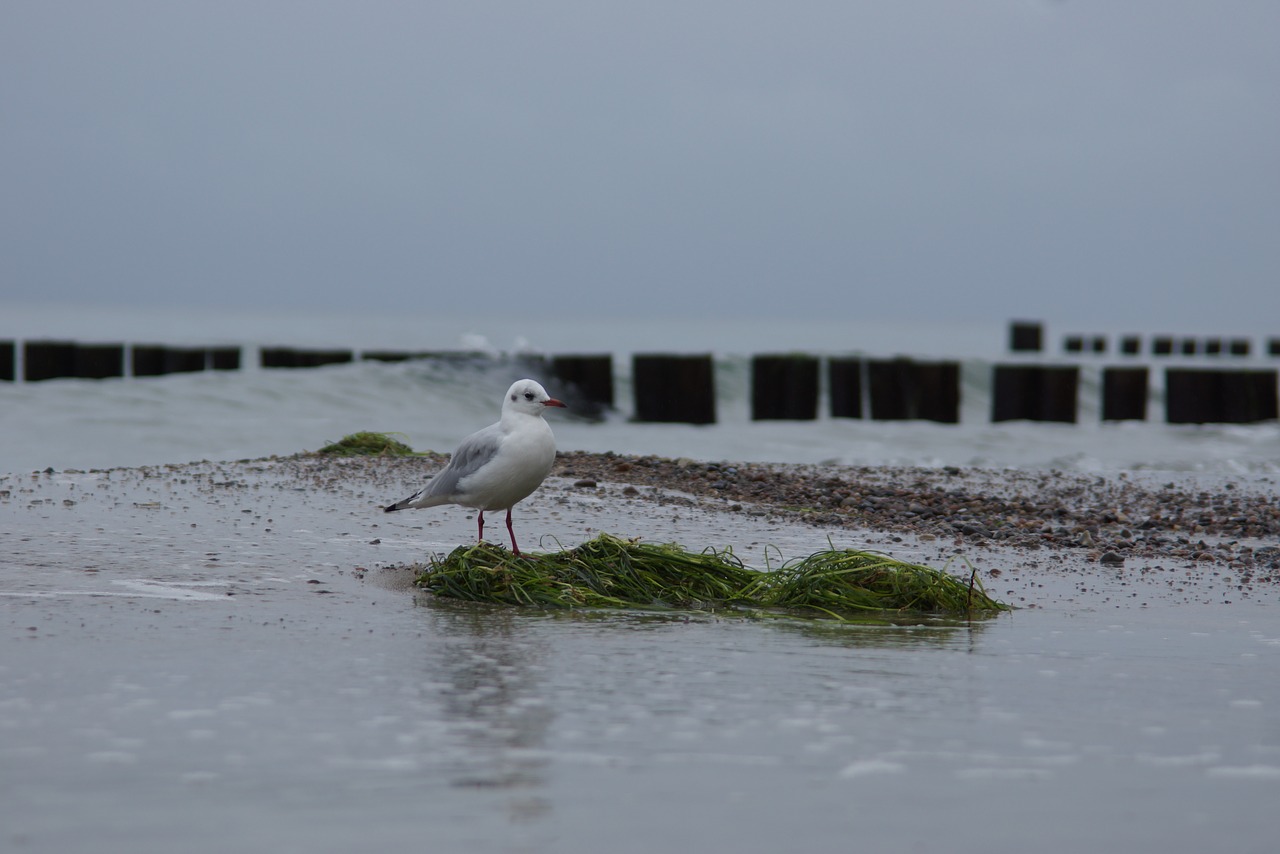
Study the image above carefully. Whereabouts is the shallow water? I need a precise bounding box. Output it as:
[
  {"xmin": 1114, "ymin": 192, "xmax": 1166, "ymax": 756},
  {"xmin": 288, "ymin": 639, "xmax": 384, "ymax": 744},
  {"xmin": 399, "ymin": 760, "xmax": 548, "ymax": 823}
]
[{"xmin": 3, "ymin": 460, "xmax": 1277, "ymax": 853}]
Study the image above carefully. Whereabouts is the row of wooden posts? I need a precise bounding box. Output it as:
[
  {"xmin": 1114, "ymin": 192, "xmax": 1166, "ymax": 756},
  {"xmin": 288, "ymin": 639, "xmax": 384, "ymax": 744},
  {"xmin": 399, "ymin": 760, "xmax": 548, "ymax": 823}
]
[
  {"xmin": 632, "ymin": 355, "xmax": 1279, "ymax": 425},
  {"xmin": 1008, "ymin": 320, "xmax": 1280, "ymax": 358},
  {"xmin": 1, "ymin": 340, "xmax": 243, "ymax": 379},
  {"xmin": 3, "ymin": 339, "xmax": 1277, "ymax": 425}
]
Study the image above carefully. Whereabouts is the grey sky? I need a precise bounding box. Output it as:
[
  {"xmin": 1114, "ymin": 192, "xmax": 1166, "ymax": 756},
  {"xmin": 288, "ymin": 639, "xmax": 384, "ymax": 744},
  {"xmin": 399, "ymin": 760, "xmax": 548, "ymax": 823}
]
[{"xmin": 3, "ymin": 1, "xmax": 1277, "ymax": 329}]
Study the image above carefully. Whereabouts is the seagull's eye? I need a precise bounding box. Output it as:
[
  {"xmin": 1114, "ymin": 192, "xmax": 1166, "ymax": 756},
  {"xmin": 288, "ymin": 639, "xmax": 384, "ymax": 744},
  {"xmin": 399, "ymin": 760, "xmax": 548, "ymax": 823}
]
[{"xmin": 524, "ymin": 392, "xmax": 535, "ymax": 400}]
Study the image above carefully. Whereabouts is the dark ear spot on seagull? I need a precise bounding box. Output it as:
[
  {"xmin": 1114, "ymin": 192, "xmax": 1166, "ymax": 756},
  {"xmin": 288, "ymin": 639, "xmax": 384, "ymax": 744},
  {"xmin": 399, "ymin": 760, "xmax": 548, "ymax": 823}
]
[{"xmin": 383, "ymin": 379, "xmax": 566, "ymax": 556}]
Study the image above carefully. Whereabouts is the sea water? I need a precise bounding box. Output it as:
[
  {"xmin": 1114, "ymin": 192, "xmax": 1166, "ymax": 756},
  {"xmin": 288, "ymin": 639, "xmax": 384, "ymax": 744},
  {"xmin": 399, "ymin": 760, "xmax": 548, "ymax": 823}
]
[
  {"xmin": 4, "ymin": 305, "xmax": 1280, "ymax": 853},
  {"xmin": 2, "ymin": 302, "xmax": 1278, "ymax": 476}
]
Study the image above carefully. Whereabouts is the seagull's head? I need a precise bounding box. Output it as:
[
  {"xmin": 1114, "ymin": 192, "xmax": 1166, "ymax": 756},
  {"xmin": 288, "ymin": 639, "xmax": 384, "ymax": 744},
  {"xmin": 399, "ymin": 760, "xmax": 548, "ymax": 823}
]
[{"xmin": 504, "ymin": 379, "xmax": 567, "ymax": 417}]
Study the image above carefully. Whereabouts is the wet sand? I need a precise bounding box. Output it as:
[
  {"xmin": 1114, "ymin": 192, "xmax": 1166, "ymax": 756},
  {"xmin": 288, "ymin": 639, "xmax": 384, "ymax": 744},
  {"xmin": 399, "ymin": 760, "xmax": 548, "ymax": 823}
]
[
  {"xmin": 6, "ymin": 449, "xmax": 1278, "ymax": 591},
  {"xmin": 2, "ymin": 454, "xmax": 1278, "ymax": 853}
]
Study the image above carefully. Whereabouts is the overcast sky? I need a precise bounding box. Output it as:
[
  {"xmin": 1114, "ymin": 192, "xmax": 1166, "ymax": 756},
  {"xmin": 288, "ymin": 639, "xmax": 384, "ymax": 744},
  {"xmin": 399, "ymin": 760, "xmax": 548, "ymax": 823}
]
[{"xmin": 3, "ymin": 1, "xmax": 1277, "ymax": 330}]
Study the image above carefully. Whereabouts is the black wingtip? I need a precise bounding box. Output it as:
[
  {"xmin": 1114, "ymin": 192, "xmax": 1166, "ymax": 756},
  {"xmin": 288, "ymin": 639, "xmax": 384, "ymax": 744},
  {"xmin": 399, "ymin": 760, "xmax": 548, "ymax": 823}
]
[{"xmin": 383, "ymin": 504, "xmax": 399, "ymax": 513}]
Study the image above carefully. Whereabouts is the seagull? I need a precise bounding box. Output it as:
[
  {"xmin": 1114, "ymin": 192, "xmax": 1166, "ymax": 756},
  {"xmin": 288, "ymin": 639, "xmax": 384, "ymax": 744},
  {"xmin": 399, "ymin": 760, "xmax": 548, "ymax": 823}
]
[{"xmin": 384, "ymin": 378, "xmax": 567, "ymax": 555}]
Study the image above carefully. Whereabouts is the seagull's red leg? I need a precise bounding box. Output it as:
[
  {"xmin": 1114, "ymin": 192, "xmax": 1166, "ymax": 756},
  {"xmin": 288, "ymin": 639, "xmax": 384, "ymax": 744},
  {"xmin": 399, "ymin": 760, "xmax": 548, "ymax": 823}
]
[
  {"xmin": 505, "ymin": 508, "xmax": 521, "ymax": 556},
  {"xmin": 477, "ymin": 510, "xmax": 485, "ymax": 544}
]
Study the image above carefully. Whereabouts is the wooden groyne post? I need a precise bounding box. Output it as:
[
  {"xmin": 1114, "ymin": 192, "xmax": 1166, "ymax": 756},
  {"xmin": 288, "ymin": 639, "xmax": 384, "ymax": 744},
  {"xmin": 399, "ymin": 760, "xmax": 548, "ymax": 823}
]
[
  {"xmin": 260, "ymin": 347, "xmax": 354, "ymax": 369},
  {"xmin": 1165, "ymin": 369, "xmax": 1279, "ymax": 424},
  {"xmin": 210, "ymin": 347, "xmax": 241, "ymax": 371},
  {"xmin": 1009, "ymin": 321, "xmax": 1043, "ymax": 353},
  {"xmin": 827, "ymin": 357, "xmax": 863, "ymax": 419},
  {"xmin": 550, "ymin": 354, "xmax": 614, "ymax": 419},
  {"xmin": 991, "ymin": 365, "xmax": 1079, "ymax": 423},
  {"xmin": 23, "ymin": 341, "xmax": 125, "ymax": 381},
  {"xmin": 132, "ymin": 346, "xmax": 209, "ymax": 376},
  {"xmin": 632, "ymin": 354, "xmax": 716, "ymax": 424},
  {"xmin": 1101, "ymin": 367, "xmax": 1149, "ymax": 421},
  {"xmin": 867, "ymin": 358, "xmax": 960, "ymax": 423},
  {"xmin": 22, "ymin": 341, "xmax": 75, "ymax": 381},
  {"xmin": 751, "ymin": 354, "xmax": 819, "ymax": 420},
  {"xmin": 1064, "ymin": 335, "xmax": 1106, "ymax": 355}
]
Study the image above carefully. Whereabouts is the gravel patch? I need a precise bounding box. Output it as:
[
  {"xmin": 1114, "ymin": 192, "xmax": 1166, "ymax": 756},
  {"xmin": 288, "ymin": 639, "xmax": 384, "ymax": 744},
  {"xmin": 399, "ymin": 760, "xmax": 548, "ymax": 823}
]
[{"xmin": 551, "ymin": 451, "xmax": 1280, "ymax": 579}]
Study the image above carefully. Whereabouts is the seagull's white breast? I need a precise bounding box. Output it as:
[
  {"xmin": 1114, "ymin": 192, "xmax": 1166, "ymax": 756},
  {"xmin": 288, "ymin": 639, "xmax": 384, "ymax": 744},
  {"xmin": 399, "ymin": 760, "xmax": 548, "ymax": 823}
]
[{"xmin": 455, "ymin": 416, "xmax": 556, "ymax": 511}]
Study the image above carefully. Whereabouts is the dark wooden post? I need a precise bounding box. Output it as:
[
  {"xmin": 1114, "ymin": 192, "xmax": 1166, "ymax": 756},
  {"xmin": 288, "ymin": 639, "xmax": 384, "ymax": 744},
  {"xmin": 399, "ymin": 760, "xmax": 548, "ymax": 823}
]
[
  {"xmin": 1009, "ymin": 321, "xmax": 1043, "ymax": 352},
  {"xmin": 73, "ymin": 344, "xmax": 124, "ymax": 379},
  {"xmin": 868, "ymin": 358, "xmax": 960, "ymax": 423},
  {"xmin": 992, "ymin": 365, "xmax": 1079, "ymax": 423},
  {"xmin": 1165, "ymin": 369, "xmax": 1277, "ymax": 423},
  {"xmin": 1, "ymin": 340, "xmax": 16, "ymax": 381},
  {"xmin": 1222, "ymin": 371, "xmax": 1278, "ymax": 422},
  {"xmin": 1222, "ymin": 371, "xmax": 1279, "ymax": 422},
  {"xmin": 1120, "ymin": 335, "xmax": 1141, "ymax": 356},
  {"xmin": 632, "ymin": 354, "xmax": 716, "ymax": 424},
  {"xmin": 1228, "ymin": 339, "xmax": 1250, "ymax": 357},
  {"xmin": 133, "ymin": 346, "xmax": 210, "ymax": 375},
  {"xmin": 169, "ymin": 347, "xmax": 207, "ymax": 374},
  {"xmin": 1152, "ymin": 336, "xmax": 1174, "ymax": 356},
  {"xmin": 261, "ymin": 347, "xmax": 353, "ymax": 368},
  {"xmin": 915, "ymin": 361, "xmax": 962, "ymax": 423},
  {"xmin": 827, "ymin": 357, "xmax": 863, "ymax": 419},
  {"xmin": 551, "ymin": 354, "xmax": 614, "ymax": 419},
  {"xmin": 301, "ymin": 348, "xmax": 352, "ymax": 368},
  {"xmin": 1101, "ymin": 367, "xmax": 1149, "ymax": 421},
  {"xmin": 23, "ymin": 341, "xmax": 77, "ymax": 382},
  {"xmin": 261, "ymin": 347, "xmax": 297, "ymax": 368},
  {"xmin": 867, "ymin": 359, "xmax": 913, "ymax": 419},
  {"xmin": 1064, "ymin": 335, "xmax": 1106, "ymax": 354},
  {"xmin": 210, "ymin": 347, "xmax": 241, "ymax": 371},
  {"xmin": 751, "ymin": 354, "xmax": 819, "ymax": 420},
  {"xmin": 132, "ymin": 345, "xmax": 167, "ymax": 376},
  {"xmin": 361, "ymin": 350, "xmax": 415, "ymax": 362},
  {"xmin": 1165, "ymin": 369, "xmax": 1217, "ymax": 423}
]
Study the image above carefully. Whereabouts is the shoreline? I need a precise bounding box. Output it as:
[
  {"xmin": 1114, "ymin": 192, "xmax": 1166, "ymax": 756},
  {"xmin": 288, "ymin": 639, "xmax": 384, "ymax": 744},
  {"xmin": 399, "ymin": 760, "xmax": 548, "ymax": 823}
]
[{"xmin": 8, "ymin": 450, "xmax": 1276, "ymax": 578}]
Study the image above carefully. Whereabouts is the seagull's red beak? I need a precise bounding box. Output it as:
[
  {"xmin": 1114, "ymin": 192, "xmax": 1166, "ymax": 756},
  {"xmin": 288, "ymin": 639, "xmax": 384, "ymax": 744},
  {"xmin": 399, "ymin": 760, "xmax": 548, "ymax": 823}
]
[{"xmin": 543, "ymin": 398, "xmax": 567, "ymax": 408}]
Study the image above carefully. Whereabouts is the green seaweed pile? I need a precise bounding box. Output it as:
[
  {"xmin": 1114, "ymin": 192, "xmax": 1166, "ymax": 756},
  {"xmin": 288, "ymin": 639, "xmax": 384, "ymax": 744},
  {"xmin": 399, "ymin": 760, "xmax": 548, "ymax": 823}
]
[
  {"xmin": 414, "ymin": 533, "xmax": 1009, "ymax": 621},
  {"xmin": 316, "ymin": 431, "xmax": 419, "ymax": 457}
]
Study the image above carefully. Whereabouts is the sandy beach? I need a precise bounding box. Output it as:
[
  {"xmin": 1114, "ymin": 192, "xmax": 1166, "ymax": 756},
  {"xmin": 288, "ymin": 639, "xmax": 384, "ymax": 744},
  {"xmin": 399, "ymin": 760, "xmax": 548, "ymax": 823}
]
[
  {"xmin": 4, "ymin": 450, "xmax": 1277, "ymax": 604},
  {"xmin": 3, "ymin": 452, "xmax": 1278, "ymax": 853}
]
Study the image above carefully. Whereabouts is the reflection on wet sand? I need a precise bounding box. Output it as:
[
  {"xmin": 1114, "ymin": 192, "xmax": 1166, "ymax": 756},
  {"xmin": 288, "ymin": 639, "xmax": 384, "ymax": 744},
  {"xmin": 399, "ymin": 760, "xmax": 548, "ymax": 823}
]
[{"xmin": 421, "ymin": 602, "xmax": 556, "ymax": 821}]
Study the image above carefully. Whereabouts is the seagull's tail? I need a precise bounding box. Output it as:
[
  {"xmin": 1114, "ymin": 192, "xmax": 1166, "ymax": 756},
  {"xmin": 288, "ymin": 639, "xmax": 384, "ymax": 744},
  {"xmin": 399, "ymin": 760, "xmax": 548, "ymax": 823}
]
[
  {"xmin": 383, "ymin": 488, "xmax": 418, "ymax": 513},
  {"xmin": 384, "ymin": 492, "xmax": 420, "ymax": 513},
  {"xmin": 383, "ymin": 487, "xmax": 445, "ymax": 513}
]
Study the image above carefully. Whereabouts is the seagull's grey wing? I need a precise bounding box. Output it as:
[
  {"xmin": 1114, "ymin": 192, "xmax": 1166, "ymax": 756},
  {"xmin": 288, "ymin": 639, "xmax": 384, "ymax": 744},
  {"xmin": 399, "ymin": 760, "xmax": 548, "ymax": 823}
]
[{"xmin": 420, "ymin": 424, "xmax": 503, "ymax": 500}]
